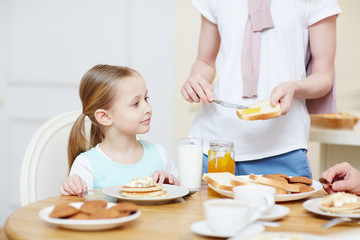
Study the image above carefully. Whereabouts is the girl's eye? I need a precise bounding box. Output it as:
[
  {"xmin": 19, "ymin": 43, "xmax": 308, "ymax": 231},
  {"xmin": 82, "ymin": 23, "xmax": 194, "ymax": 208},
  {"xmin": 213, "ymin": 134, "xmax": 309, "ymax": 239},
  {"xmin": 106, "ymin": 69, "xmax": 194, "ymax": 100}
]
[
  {"xmin": 145, "ymin": 96, "xmax": 150, "ymax": 101},
  {"xmin": 133, "ymin": 101, "xmax": 139, "ymax": 106}
]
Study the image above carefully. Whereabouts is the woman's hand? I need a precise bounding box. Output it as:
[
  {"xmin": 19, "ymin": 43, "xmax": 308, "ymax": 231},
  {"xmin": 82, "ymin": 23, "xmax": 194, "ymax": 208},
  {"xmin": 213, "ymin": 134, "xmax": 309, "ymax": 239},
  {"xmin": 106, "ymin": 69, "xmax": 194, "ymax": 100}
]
[
  {"xmin": 181, "ymin": 74, "xmax": 214, "ymax": 105},
  {"xmin": 322, "ymin": 162, "xmax": 360, "ymax": 195},
  {"xmin": 152, "ymin": 171, "xmax": 179, "ymax": 186},
  {"xmin": 59, "ymin": 174, "xmax": 88, "ymax": 196},
  {"xmin": 270, "ymin": 81, "xmax": 297, "ymax": 116}
]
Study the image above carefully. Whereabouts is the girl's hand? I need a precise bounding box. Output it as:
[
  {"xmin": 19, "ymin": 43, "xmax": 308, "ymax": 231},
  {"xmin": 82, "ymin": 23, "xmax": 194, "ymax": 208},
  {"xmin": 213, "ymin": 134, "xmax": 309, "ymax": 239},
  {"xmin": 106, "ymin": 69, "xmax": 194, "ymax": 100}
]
[
  {"xmin": 270, "ymin": 81, "xmax": 297, "ymax": 116},
  {"xmin": 181, "ymin": 74, "xmax": 214, "ymax": 105},
  {"xmin": 152, "ymin": 171, "xmax": 179, "ymax": 186},
  {"xmin": 59, "ymin": 174, "xmax": 88, "ymax": 196}
]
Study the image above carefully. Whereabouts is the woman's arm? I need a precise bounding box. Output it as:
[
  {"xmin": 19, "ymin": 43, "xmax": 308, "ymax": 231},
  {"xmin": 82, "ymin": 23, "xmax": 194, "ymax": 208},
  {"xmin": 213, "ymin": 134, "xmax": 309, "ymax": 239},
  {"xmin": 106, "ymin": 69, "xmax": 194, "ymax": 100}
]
[
  {"xmin": 181, "ymin": 15, "xmax": 220, "ymax": 105},
  {"xmin": 270, "ymin": 15, "xmax": 337, "ymax": 114}
]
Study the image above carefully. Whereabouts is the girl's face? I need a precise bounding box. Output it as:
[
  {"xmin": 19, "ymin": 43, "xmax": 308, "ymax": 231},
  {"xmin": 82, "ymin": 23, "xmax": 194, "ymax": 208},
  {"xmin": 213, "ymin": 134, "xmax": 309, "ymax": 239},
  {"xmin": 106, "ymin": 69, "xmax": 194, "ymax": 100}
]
[{"xmin": 107, "ymin": 74, "xmax": 152, "ymax": 136}]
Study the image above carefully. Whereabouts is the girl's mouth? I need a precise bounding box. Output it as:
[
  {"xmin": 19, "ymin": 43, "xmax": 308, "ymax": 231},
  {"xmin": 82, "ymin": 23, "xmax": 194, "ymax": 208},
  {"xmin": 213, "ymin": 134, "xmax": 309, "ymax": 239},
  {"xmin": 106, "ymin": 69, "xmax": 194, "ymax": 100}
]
[{"xmin": 141, "ymin": 118, "xmax": 151, "ymax": 124}]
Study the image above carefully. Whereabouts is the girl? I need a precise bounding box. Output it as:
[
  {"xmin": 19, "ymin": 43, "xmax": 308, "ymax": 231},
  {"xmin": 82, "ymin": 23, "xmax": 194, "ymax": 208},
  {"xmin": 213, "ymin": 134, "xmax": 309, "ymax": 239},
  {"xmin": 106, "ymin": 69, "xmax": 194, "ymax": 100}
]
[{"xmin": 60, "ymin": 64, "xmax": 179, "ymax": 196}]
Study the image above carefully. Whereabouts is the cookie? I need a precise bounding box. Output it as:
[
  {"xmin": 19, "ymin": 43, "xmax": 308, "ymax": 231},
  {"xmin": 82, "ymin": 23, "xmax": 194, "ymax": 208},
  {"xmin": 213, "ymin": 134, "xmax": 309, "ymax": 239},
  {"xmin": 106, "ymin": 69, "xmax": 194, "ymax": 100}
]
[
  {"xmin": 89, "ymin": 208, "xmax": 124, "ymax": 219},
  {"xmin": 292, "ymin": 183, "xmax": 314, "ymax": 193},
  {"xmin": 113, "ymin": 202, "xmax": 139, "ymax": 213},
  {"xmin": 263, "ymin": 174, "xmax": 290, "ymax": 182},
  {"xmin": 80, "ymin": 200, "xmax": 108, "ymax": 214},
  {"xmin": 49, "ymin": 204, "xmax": 79, "ymax": 218},
  {"xmin": 68, "ymin": 212, "xmax": 90, "ymax": 220},
  {"xmin": 289, "ymin": 176, "xmax": 312, "ymax": 185}
]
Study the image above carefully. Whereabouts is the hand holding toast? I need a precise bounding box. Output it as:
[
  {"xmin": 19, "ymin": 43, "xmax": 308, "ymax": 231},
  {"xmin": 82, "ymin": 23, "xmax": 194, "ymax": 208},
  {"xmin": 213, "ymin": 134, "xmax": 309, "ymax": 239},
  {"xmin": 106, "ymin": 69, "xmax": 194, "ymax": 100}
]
[{"xmin": 270, "ymin": 80, "xmax": 297, "ymax": 116}]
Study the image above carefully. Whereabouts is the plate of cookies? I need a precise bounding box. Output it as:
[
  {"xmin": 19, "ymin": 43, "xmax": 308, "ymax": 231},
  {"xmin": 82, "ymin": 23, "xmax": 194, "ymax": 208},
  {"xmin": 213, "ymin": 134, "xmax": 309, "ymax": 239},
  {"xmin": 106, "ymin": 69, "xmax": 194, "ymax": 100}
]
[
  {"xmin": 204, "ymin": 173, "xmax": 322, "ymax": 202},
  {"xmin": 39, "ymin": 200, "xmax": 141, "ymax": 231},
  {"xmin": 103, "ymin": 176, "xmax": 189, "ymax": 204}
]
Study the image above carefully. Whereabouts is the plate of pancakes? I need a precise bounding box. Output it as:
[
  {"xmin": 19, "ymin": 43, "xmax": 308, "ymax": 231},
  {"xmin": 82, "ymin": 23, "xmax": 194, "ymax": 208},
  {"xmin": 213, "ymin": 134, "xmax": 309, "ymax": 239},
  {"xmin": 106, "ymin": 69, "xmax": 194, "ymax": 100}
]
[
  {"xmin": 303, "ymin": 192, "xmax": 360, "ymax": 218},
  {"xmin": 103, "ymin": 184, "xmax": 189, "ymax": 204},
  {"xmin": 39, "ymin": 200, "xmax": 141, "ymax": 231}
]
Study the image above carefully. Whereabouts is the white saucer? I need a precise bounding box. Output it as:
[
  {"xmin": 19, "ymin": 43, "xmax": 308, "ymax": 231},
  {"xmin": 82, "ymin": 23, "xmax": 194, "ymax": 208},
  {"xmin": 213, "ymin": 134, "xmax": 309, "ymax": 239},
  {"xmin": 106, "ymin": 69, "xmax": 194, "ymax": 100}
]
[
  {"xmin": 258, "ymin": 204, "xmax": 290, "ymax": 221},
  {"xmin": 190, "ymin": 221, "xmax": 264, "ymax": 238}
]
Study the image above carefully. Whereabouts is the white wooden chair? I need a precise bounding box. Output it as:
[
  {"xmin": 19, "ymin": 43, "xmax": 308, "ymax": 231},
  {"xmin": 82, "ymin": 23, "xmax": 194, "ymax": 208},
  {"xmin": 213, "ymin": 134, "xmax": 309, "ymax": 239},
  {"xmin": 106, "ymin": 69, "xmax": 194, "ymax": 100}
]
[
  {"xmin": 19, "ymin": 110, "xmax": 146, "ymax": 206},
  {"xmin": 19, "ymin": 110, "xmax": 89, "ymax": 206}
]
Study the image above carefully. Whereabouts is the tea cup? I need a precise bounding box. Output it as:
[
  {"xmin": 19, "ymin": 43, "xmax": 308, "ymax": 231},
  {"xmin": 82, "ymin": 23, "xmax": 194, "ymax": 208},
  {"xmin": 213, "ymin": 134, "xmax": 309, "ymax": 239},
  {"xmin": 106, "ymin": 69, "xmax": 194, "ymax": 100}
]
[
  {"xmin": 233, "ymin": 185, "xmax": 276, "ymax": 214},
  {"xmin": 203, "ymin": 199, "xmax": 261, "ymax": 236}
]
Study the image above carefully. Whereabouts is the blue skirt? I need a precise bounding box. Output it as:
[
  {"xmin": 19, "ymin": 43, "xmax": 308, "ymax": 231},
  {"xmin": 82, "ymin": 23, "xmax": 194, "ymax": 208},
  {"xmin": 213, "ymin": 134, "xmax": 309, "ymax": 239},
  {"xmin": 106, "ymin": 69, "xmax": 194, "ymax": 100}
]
[{"xmin": 202, "ymin": 149, "xmax": 312, "ymax": 178}]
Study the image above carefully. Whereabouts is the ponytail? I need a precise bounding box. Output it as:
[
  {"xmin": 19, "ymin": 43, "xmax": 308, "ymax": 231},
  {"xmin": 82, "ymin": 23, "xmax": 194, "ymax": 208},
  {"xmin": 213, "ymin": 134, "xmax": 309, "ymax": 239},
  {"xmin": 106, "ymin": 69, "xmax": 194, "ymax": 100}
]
[
  {"xmin": 67, "ymin": 113, "xmax": 89, "ymax": 171},
  {"xmin": 90, "ymin": 122, "xmax": 104, "ymax": 148}
]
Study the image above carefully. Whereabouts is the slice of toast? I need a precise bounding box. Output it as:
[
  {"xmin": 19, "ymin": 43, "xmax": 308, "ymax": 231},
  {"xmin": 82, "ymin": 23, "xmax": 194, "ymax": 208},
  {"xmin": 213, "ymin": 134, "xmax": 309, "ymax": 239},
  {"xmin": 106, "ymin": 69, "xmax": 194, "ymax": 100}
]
[
  {"xmin": 249, "ymin": 173, "xmax": 300, "ymax": 193},
  {"xmin": 236, "ymin": 99, "xmax": 281, "ymax": 121},
  {"xmin": 202, "ymin": 172, "xmax": 255, "ymax": 191}
]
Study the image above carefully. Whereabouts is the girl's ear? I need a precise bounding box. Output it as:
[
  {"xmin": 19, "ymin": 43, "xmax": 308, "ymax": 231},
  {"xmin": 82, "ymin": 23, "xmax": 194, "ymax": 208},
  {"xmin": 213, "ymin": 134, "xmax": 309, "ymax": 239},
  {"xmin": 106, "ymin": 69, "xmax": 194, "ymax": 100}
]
[{"xmin": 94, "ymin": 109, "xmax": 112, "ymax": 126}]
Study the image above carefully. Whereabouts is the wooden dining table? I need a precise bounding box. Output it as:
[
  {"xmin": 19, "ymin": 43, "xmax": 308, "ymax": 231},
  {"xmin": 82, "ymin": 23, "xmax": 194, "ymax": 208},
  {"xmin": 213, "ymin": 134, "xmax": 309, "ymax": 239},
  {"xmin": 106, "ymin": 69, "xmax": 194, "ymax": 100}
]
[{"xmin": 5, "ymin": 183, "xmax": 360, "ymax": 240}]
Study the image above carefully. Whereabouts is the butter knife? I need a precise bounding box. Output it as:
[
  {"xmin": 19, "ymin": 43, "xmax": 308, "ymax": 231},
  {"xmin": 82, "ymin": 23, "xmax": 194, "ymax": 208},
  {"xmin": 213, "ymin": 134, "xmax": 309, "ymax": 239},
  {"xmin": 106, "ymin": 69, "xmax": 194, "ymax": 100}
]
[
  {"xmin": 213, "ymin": 99, "xmax": 249, "ymax": 109},
  {"xmin": 322, "ymin": 217, "xmax": 352, "ymax": 229}
]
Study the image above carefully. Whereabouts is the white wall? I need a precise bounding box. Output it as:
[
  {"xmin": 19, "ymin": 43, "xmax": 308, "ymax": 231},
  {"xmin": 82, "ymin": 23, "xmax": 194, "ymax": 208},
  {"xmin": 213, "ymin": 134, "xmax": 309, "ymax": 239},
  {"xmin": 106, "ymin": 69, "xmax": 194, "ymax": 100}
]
[{"xmin": 0, "ymin": 0, "xmax": 175, "ymax": 226}]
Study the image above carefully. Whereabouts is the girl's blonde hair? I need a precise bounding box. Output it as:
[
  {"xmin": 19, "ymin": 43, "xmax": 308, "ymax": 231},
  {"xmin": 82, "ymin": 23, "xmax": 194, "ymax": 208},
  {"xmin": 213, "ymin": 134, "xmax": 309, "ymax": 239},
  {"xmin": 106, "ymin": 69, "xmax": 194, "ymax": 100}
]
[{"xmin": 67, "ymin": 64, "xmax": 138, "ymax": 170}]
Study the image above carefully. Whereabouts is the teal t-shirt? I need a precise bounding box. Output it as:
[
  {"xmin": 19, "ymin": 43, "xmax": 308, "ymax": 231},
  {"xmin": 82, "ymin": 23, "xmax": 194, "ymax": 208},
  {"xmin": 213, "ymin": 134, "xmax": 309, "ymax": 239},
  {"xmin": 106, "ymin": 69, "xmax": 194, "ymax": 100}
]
[{"xmin": 81, "ymin": 140, "xmax": 164, "ymax": 189}]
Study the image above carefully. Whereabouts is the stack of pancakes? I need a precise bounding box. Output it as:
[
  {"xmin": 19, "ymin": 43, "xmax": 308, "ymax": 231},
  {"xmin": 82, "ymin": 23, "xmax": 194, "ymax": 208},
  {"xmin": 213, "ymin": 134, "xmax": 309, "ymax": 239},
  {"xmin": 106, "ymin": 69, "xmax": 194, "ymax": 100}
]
[
  {"xmin": 320, "ymin": 192, "xmax": 360, "ymax": 214},
  {"xmin": 120, "ymin": 176, "xmax": 167, "ymax": 198}
]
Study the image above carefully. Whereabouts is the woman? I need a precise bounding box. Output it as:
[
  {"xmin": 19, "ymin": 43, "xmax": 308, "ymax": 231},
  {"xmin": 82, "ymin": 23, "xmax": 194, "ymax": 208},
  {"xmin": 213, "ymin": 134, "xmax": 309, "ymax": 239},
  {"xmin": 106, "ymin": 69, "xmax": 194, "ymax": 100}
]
[{"xmin": 181, "ymin": 0, "xmax": 341, "ymax": 178}]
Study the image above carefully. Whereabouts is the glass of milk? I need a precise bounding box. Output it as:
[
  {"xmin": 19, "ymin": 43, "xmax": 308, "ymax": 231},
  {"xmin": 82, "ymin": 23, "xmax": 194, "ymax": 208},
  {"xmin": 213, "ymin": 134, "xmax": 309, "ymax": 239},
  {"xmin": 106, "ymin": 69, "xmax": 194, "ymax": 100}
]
[{"xmin": 177, "ymin": 138, "xmax": 203, "ymax": 191}]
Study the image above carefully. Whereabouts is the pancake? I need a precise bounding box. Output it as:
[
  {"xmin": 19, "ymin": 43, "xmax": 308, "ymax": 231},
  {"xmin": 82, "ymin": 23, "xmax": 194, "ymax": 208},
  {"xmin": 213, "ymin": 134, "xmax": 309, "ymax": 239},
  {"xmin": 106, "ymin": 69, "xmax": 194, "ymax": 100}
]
[
  {"xmin": 120, "ymin": 176, "xmax": 166, "ymax": 198},
  {"xmin": 320, "ymin": 192, "xmax": 360, "ymax": 213},
  {"xmin": 121, "ymin": 190, "xmax": 168, "ymax": 198}
]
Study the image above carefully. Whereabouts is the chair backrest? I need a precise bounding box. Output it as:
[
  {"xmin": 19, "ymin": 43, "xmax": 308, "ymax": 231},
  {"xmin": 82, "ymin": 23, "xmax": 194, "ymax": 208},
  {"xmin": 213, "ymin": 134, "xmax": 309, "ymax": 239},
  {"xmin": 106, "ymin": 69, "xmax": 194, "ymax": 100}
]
[
  {"xmin": 19, "ymin": 110, "xmax": 89, "ymax": 206},
  {"xmin": 19, "ymin": 110, "xmax": 147, "ymax": 206}
]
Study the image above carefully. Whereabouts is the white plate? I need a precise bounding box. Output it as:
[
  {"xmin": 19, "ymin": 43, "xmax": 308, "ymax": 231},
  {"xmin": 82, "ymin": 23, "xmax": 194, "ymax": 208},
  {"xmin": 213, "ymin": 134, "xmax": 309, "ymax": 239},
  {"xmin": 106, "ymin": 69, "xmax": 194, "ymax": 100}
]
[
  {"xmin": 39, "ymin": 202, "xmax": 141, "ymax": 231},
  {"xmin": 103, "ymin": 184, "xmax": 189, "ymax": 204},
  {"xmin": 258, "ymin": 204, "xmax": 290, "ymax": 221},
  {"xmin": 229, "ymin": 232, "xmax": 330, "ymax": 240},
  {"xmin": 303, "ymin": 198, "xmax": 360, "ymax": 219},
  {"xmin": 191, "ymin": 221, "xmax": 264, "ymax": 238},
  {"xmin": 208, "ymin": 175, "xmax": 322, "ymax": 202}
]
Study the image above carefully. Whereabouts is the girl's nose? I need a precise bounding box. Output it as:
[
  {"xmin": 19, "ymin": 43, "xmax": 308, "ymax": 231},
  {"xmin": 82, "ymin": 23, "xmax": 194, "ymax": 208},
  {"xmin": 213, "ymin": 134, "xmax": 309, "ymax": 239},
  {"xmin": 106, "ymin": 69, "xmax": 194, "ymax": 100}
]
[{"xmin": 144, "ymin": 101, "xmax": 152, "ymax": 114}]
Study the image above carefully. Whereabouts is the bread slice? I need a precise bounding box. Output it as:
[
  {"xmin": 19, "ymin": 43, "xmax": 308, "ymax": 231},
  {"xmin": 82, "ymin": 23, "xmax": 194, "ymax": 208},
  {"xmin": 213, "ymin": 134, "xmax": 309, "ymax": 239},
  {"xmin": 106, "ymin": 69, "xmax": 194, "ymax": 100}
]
[
  {"xmin": 236, "ymin": 99, "xmax": 281, "ymax": 121},
  {"xmin": 230, "ymin": 176, "xmax": 262, "ymax": 187},
  {"xmin": 202, "ymin": 172, "xmax": 255, "ymax": 191},
  {"xmin": 249, "ymin": 173, "xmax": 300, "ymax": 193},
  {"xmin": 310, "ymin": 112, "xmax": 359, "ymax": 129}
]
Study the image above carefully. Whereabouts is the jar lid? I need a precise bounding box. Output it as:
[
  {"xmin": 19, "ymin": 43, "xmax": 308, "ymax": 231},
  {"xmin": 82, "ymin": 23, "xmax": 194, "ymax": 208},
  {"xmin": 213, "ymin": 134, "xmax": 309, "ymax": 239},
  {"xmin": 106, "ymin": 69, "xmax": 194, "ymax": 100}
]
[{"xmin": 209, "ymin": 140, "xmax": 234, "ymax": 148}]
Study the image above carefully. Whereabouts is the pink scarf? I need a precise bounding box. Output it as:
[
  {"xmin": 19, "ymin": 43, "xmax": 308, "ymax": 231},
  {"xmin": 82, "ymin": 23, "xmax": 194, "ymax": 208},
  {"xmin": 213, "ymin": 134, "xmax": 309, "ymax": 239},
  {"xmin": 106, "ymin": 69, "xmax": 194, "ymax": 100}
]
[{"xmin": 241, "ymin": 0, "xmax": 336, "ymax": 114}]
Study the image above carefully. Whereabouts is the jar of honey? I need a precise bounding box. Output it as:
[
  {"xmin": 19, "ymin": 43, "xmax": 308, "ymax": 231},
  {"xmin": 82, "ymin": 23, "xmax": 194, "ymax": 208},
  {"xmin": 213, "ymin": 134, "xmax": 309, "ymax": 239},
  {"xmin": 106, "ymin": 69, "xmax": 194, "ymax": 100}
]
[{"xmin": 208, "ymin": 141, "xmax": 235, "ymax": 174}]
